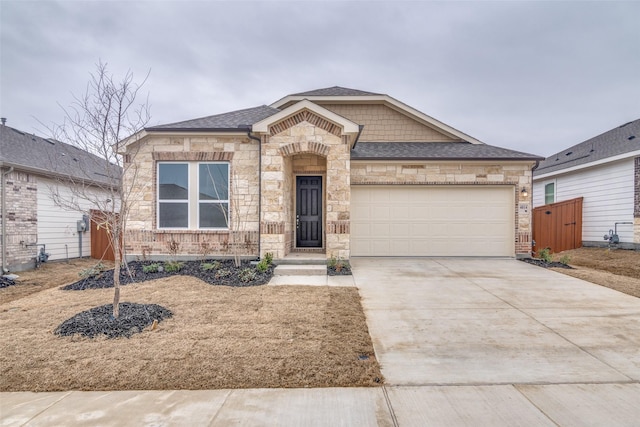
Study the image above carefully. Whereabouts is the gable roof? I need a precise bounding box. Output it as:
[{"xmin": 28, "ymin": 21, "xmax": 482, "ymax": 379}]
[
  {"xmin": 252, "ymin": 99, "xmax": 360, "ymax": 135},
  {"xmin": 146, "ymin": 105, "xmax": 280, "ymax": 131},
  {"xmin": 271, "ymin": 87, "xmax": 484, "ymax": 145},
  {"xmin": 0, "ymin": 125, "xmax": 119, "ymax": 186},
  {"xmin": 534, "ymin": 118, "xmax": 640, "ymax": 177},
  {"xmin": 351, "ymin": 142, "xmax": 542, "ymax": 161},
  {"xmin": 290, "ymin": 86, "xmax": 383, "ymax": 97}
]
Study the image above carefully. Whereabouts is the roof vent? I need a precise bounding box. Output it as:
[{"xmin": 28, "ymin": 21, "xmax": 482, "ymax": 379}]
[
  {"xmin": 628, "ymin": 135, "xmax": 636, "ymax": 140},
  {"xmin": 1, "ymin": 118, "xmax": 6, "ymax": 126}
]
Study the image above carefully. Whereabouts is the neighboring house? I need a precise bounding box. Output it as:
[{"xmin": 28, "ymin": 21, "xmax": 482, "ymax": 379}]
[
  {"xmin": 121, "ymin": 87, "xmax": 542, "ymax": 261},
  {"xmin": 0, "ymin": 121, "xmax": 118, "ymax": 272},
  {"xmin": 533, "ymin": 118, "xmax": 640, "ymax": 249}
]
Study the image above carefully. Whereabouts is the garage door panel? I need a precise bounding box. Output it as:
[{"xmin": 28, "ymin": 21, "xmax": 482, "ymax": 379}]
[{"xmin": 351, "ymin": 186, "xmax": 514, "ymax": 257}]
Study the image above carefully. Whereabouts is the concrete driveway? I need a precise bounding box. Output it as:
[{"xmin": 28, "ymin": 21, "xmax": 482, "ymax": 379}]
[{"xmin": 352, "ymin": 257, "xmax": 640, "ymax": 425}]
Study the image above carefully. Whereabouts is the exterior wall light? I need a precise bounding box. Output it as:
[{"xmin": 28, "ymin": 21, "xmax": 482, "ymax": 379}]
[{"xmin": 521, "ymin": 187, "xmax": 528, "ymax": 197}]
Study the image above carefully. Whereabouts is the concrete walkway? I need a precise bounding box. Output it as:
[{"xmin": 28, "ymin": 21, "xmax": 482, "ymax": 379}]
[{"xmin": 2, "ymin": 258, "xmax": 639, "ymax": 426}]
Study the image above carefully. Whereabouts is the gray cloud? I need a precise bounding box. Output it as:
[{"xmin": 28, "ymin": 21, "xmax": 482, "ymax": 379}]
[{"xmin": 1, "ymin": 0, "xmax": 638, "ymax": 157}]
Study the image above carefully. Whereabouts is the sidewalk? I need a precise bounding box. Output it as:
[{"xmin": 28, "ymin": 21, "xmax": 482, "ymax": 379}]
[{"xmin": 3, "ymin": 383, "xmax": 639, "ymax": 426}]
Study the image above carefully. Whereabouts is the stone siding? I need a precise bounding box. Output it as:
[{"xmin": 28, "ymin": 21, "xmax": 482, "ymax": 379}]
[
  {"xmin": 1, "ymin": 170, "xmax": 38, "ymax": 271},
  {"xmin": 351, "ymin": 161, "xmax": 534, "ymax": 257},
  {"xmin": 321, "ymin": 104, "xmax": 461, "ymax": 142},
  {"xmin": 123, "ymin": 135, "xmax": 260, "ymax": 259},
  {"xmin": 262, "ymin": 121, "xmax": 350, "ymax": 259}
]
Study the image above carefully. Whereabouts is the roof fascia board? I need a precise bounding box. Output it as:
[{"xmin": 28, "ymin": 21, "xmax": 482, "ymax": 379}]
[
  {"xmin": 253, "ymin": 99, "xmax": 360, "ymax": 134},
  {"xmin": 533, "ymin": 150, "xmax": 640, "ymax": 180},
  {"xmin": 271, "ymin": 94, "xmax": 483, "ymax": 144},
  {"xmin": 350, "ymin": 159, "xmax": 538, "ymax": 165},
  {"xmin": 0, "ymin": 160, "xmax": 117, "ymax": 189}
]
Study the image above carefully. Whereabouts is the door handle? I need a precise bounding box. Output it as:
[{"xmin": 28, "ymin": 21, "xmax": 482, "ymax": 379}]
[{"xmin": 296, "ymin": 215, "xmax": 300, "ymax": 228}]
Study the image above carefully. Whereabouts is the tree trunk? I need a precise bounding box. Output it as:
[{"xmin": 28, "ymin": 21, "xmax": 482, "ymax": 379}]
[{"xmin": 112, "ymin": 232, "xmax": 121, "ymax": 318}]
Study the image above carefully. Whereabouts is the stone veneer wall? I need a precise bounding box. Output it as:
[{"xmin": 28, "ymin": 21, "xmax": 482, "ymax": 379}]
[
  {"xmin": 351, "ymin": 161, "xmax": 534, "ymax": 257},
  {"xmin": 261, "ymin": 120, "xmax": 350, "ymax": 259},
  {"xmin": 1, "ymin": 170, "xmax": 38, "ymax": 271},
  {"xmin": 123, "ymin": 135, "xmax": 260, "ymax": 259},
  {"xmin": 321, "ymin": 104, "xmax": 461, "ymax": 143}
]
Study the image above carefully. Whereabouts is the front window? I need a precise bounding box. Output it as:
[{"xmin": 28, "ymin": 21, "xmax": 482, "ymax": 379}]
[
  {"xmin": 158, "ymin": 163, "xmax": 188, "ymax": 228},
  {"xmin": 157, "ymin": 162, "xmax": 230, "ymax": 229},
  {"xmin": 544, "ymin": 182, "xmax": 555, "ymax": 205},
  {"xmin": 198, "ymin": 163, "xmax": 229, "ymax": 228}
]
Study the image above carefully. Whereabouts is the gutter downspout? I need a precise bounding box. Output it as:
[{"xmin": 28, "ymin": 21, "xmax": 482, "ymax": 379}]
[
  {"xmin": 246, "ymin": 130, "xmax": 262, "ymax": 258},
  {"xmin": 2, "ymin": 166, "xmax": 15, "ymax": 273},
  {"xmin": 352, "ymin": 125, "xmax": 365, "ymax": 149}
]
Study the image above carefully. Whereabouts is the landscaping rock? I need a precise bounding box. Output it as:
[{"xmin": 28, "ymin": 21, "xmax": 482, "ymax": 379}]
[
  {"xmin": 0, "ymin": 276, "xmax": 16, "ymax": 289},
  {"xmin": 54, "ymin": 302, "xmax": 173, "ymax": 339},
  {"xmin": 61, "ymin": 260, "xmax": 275, "ymax": 290},
  {"xmin": 520, "ymin": 258, "xmax": 573, "ymax": 269}
]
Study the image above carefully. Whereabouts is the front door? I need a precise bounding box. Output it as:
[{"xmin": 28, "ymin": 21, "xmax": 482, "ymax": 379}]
[{"xmin": 296, "ymin": 176, "xmax": 322, "ymax": 247}]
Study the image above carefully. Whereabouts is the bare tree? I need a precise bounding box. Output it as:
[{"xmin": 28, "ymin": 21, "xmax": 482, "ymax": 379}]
[
  {"xmin": 48, "ymin": 61, "xmax": 150, "ymax": 318},
  {"xmin": 203, "ymin": 166, "xmax": 256, "ymax": 267}
]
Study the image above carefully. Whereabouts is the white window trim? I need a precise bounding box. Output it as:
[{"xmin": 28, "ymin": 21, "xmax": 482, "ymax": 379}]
[
  {"xmin": 157, "ymin": 161, "xmax": 230, "ymax": 230},
  {"xmin": 544, "ymin": 180, "xmax": 556, "ymax": 205}
]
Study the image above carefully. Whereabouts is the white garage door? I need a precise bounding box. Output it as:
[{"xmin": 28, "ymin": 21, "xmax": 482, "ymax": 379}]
[{"xmin": 351, "ymin": 186, "xmax": 514, "ymax": 257}]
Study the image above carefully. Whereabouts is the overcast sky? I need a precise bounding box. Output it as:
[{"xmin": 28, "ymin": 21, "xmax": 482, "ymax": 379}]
[{"xmin": 1, "ymin": 0, "xmax": 639, "ymax": 157}]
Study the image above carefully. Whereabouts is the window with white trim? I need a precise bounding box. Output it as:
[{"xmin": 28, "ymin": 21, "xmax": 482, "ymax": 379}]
[
  {"xmin": 544, "ymin": 182, "xmax": 555, "ymax": 205},
  {"xmin": 157, "ymin": 162, "xmax": 229, "ymax": 229}
]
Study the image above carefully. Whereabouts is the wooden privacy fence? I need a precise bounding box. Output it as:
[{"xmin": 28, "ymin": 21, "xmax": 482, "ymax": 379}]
[
  {"xmin": 533, "ymin": 197, "xmax": 583, "ymax": 254},
  {"xmin": 90, "ymin": 209, "xmax": 119, "ymax": 262}
]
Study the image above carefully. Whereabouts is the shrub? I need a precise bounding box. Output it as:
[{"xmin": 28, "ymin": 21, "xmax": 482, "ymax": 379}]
[
  {"xmin": 79, "ymin": 262, "xmax": 107, "ymax": 279},
  {"xmin": 537, "ymin": 248, "xmax": 553, "ymax": 263},
  {"xmin": 142, "ymin": 263, "xmax": 160, "ymax": 273},
  {"xmin": 264, "ymin": 252, "xmax": 274, "ymax": 265},
  {"xmin": 201, "ymin": 261, "xmax": 221, "ymax": 271},
  {"xmin": 238, "ymin": 268, "xmax": 257, "ymax": 283},
  {"xmin": 558, "ymin": 255, "xmax": 571, "ymax": 265},
  {"xmin": 256, "ymin": 259, "xmax": 269, "ymax": 273},
  {"xmin": 327, "ymin": 256, "xmax": 338, "ymax": 269},
  {"xmin": 215, "ymin": 268, "xmax": 231, "ymax": 279},
  {"xmin": 164, "ymin": 261, "xmax": 183, "ymax": 273}
]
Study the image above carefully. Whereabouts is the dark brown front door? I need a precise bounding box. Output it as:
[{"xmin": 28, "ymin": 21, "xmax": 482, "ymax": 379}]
[{"xmin": 296, "ymin": 176, "xmax": 322, "ymax": 247}]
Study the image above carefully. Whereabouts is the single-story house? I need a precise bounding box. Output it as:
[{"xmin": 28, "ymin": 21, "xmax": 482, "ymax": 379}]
[
  {"xmin": 533, "ymin": 118, "xmax": 640, "ymax": 249},
  {"xmin": 121, "ymin": 87, "xmax": 542, "ymax": 261},
  {"xmin": 0, "ymin": 121, "xmax": 118, "ymax": 272}
]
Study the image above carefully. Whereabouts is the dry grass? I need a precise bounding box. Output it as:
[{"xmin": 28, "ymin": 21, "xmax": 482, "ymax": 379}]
[
  {"xmin": 551, "ymin": 247, "xmax": 640, "ymax": 298},
  {"xmin": 1, "ymin": 258, "xmax": 113, "ymax": 305},
  {"xmin": 0, "ymin": 277, "xmax": 382, "ymax": 392}
]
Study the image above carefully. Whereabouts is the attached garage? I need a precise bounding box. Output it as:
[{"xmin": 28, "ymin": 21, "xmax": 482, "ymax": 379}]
[{"xmin": 351, "ymin": 185, "xmax": 515, "ymax": 257}]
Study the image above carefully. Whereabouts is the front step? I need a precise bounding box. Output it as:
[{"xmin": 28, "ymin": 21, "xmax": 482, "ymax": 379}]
[{"xmin": 273, "ymin": 264, "xmax": 327, "ymax": 276}]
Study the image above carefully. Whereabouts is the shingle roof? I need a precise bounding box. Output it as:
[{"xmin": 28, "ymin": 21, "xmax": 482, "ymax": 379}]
[
  {"xmin": 147, "ymin": 105, "xmax": 280, "ymax": 131},
  {"xmin": 290, "ymin": 86, "xmax": 383, "ymax": 97},
  {"xmin": 351, "ymin": 142, "xmax": 543, "ymax": 161},
  {"xmin": 0, "ymin": 125, "xmax": 119, "ymax": 186},
  {"xmin": 534, "ymin": 118, "xmax": 640, "ymax": 175}
]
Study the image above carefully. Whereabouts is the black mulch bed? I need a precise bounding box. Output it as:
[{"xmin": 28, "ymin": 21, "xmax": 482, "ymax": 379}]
[
  {"xmin": 54, "ymin": 302, "xmax": 173, "ymax": 339},
  {"xmin": 327, "ymin": 264, "xmax": 353, "ymax": 276},
  {"xmin": 520, "ymin": 258, "xmax": 573, "ymax": 269},
  {"xmin": 1, "ymin": 276, "xmax": 16, "ymax": 288},
  {"xmin": 61, "ymin": 260, "xmax": 275, "ymax": 291}
]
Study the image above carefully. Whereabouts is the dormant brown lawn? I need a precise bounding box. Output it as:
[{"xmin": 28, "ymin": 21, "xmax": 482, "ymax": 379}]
[{"xmin": 0, "ymin": 275, "xmax": 382, "ymax": 391}]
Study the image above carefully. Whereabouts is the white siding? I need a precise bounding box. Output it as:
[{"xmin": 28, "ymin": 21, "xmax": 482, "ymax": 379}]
[
  {"xmin": 533, "ymin": 159, "xmax": 635, "ymax": 244},
  {"xmin": 36, "ymin": 178, "xmax": 110, "ymax": 261}
]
